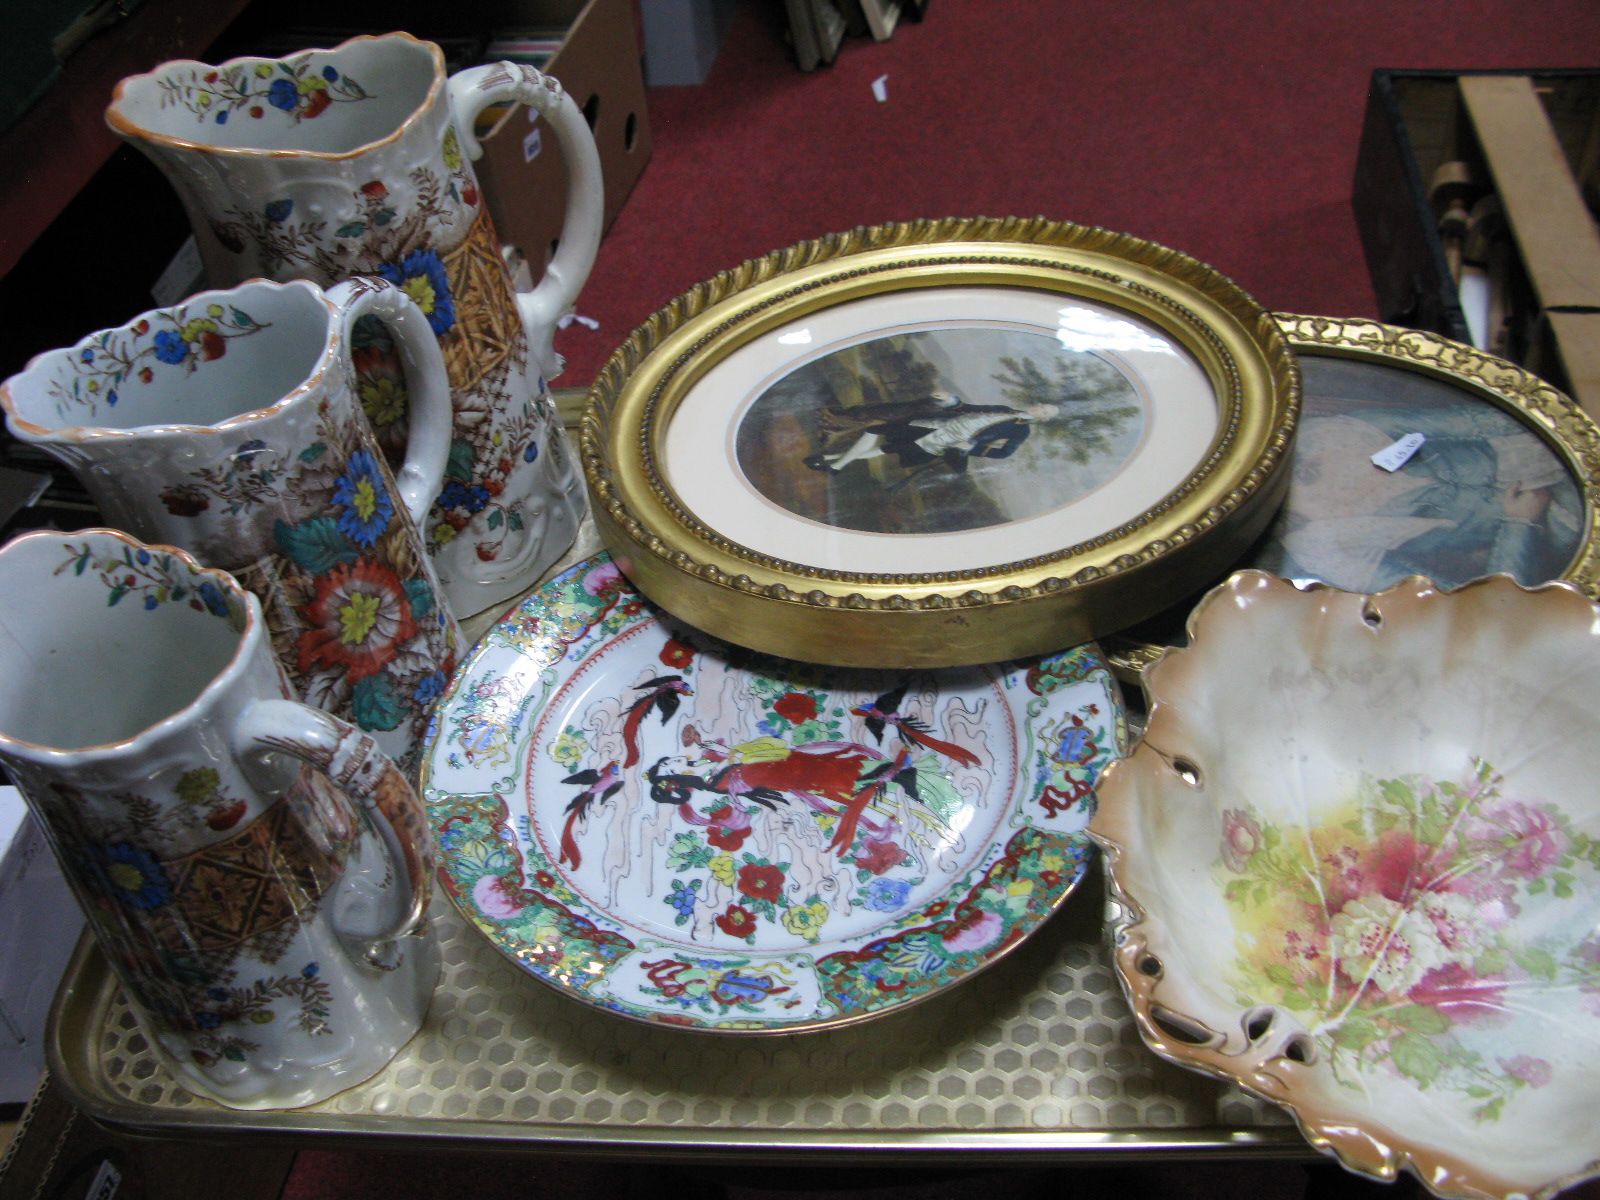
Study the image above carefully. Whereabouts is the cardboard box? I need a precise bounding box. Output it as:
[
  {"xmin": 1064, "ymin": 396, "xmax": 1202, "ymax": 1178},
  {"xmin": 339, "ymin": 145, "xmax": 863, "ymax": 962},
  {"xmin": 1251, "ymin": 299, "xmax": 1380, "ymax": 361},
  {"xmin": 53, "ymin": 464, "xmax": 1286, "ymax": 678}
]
[
  {"xmin": 474, "ymin": 0, "xmax": 653, "ymax": 278},
  {"xmin": 0, "ymin": 787, "xmax": 84, "ymax": 1107}
]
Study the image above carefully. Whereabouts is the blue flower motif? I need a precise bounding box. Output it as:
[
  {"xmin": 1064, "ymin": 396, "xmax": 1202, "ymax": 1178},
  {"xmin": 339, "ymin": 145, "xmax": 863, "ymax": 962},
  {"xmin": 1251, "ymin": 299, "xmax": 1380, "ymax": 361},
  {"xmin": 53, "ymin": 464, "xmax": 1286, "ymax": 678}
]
[
  {"xmin": 333, "ymin": 449, "xmax": 394, "ymax": 546},
  {"xmin": 143, "ymin": 595, "xmax": 159, "ymax": 611},
  {"xmin": 666, "ymin": 879, "xmax": 699, "ymax": 918},
  {"xmin": 215, "ymin": 110, "xmax": 228, "ymax": 125},
  {"xmin": 106, "ymin": 388, "xmax": 117, "ymax": 406},
  {"xmin": 153, "ymin": 330, "xmax": 188, "ymax": 364},
  {"xmin": 207, "ymin": 987, "xmax": 230, "ymax": 1001},
  {"xmin": 863, "ymin": 876, "xmax": 913, "ymax": 913},
  {"xmin": 464, "ymin": 485, "xmax": 490, "ymax": 514},
  {"xmin": 268, "ymin": 77, "xmax": 299, "ymax": 112},
  {"xmin": 378, "ymin": 249, "xmax": 455, "ymax": 336},
  {"xmin": 413, "ymin": 671, "xmax": 446, "ymax": 705},
  {"xmin": 439, "ymin": 481, "xmax": 470, "ymax": 511},
  {"xmin": 136, "ymin": 549, "xmax": 150, "ymax": 564},
  {"xmin": 194, "ymin": 1011, "xmax": 222, "ymax": 1029},
  {"xmin": 302, "ymin": 962, "xmax": 319, "ymax": 979},
  {"xmin": 523, "ymin": 441, "xmax": 539, "ymax": 463},
  {"xmin": 196, "ymin": 581, "xmax": 230, "ymax": 617},
  {"xmin": 234, "ymin": 439, "xmax": 269, "ymax": 466},
  {"xmin": 264, "ymin": 198, "xmax": 294, "ymax": 224},
  {"xmin": 321, "ymin": 65, "xmax": 339, "ymax": 81},
  {"xmin": 94, "ymin": 843, "xmax": 173, "ymax": 910},
  {"xmin": 80, "ymin": 349, "xmax": 94, "ymax": 363}
]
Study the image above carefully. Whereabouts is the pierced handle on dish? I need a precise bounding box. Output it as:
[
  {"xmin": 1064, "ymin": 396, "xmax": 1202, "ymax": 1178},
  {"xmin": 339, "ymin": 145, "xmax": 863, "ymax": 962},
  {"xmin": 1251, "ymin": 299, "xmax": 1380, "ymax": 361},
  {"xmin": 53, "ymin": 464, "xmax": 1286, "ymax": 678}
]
[
  {"xmin": 326, "ymin": 278, "xmax": 452, "ymax": 528},
  {"xmin": 232, "ymin": 699, "xmax": 433, "ymax": 953},
  {"xmin": 446, "ymin": 61, "xmax": 604, "ymax": 381}
]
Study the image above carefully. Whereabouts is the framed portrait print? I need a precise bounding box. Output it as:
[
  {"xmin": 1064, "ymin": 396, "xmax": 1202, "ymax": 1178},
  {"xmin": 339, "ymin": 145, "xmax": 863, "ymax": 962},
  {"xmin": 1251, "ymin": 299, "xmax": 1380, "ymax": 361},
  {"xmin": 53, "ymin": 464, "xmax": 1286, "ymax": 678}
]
[
  {"xmin": 1103, "ymin": 314, "xmax": 1600, "ymax": 680},
  {"xmin": 582, "ymin": 218, "xmax": 1301, "ymax": 668}
]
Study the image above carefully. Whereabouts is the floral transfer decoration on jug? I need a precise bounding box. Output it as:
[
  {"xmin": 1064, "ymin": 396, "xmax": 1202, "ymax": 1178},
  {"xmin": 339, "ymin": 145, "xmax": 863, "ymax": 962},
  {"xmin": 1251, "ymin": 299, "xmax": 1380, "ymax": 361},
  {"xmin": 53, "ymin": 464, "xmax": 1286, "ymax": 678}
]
[
  {"xmin": 156, "ymin": 58, "xmax": 373, "ymax": 126},
  {"xmin": 422, "ymin": 553, "xmax": 1126, "ymax": 1031},
  {"xmin": 204, "ymin": 126, "xmax": 543, "ymax": 569},
  {"xmin": 43, "ymin": 303, "xmax": 269, "ymax": 424},
  {"xmin": 1219, "ymin": 758, "xmax": 1600, "ymax": 1123}
]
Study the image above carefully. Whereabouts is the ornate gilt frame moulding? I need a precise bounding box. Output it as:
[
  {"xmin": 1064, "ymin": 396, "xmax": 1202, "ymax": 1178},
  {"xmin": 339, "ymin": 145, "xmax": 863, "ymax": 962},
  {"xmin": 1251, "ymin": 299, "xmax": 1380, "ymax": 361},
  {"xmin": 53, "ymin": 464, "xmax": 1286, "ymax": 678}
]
[{"xmin": 581, "ymin": 218, "xmax": 1300, "ymax": 668}]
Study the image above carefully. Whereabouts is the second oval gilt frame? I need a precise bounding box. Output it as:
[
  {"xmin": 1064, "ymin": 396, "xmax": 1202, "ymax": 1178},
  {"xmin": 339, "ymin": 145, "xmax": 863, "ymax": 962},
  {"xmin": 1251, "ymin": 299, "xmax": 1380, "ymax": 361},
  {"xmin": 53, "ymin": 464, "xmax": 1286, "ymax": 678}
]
[
  {"xmin": 1103, "ymin": 314, "xmax": 1600, "ymax": 682},
  {"xmin": 581, "ymin": 217, "xmax": 1301, "ymax": 668}
]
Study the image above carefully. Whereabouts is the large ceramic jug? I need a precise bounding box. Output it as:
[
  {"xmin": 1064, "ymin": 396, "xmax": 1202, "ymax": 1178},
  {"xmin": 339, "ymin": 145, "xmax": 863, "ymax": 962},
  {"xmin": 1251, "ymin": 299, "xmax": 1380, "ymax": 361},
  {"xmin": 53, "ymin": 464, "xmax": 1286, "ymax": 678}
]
[
  {"xmin": 106, "ymin": 34, "xmax": 603, "ymax": 617},
  {"xmin": 2, "ymin": 278, "xmax": 458, "ymax": 774},
  {"xmin": 0, "ymin": 528, "xmax": 436, "ymax": 1110}
]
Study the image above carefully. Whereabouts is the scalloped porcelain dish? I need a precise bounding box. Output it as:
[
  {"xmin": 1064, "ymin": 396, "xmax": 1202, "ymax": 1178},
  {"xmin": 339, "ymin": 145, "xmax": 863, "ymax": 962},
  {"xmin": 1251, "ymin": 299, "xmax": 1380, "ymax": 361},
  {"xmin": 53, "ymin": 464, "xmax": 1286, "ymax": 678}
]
[
  {"xmin": 421, "ymin": 553, "xmax": 1126, "ymax": 1032},
  {"xmin": 1090, "ymin": 570, "xmax": 1600, "ymax": 1199}
]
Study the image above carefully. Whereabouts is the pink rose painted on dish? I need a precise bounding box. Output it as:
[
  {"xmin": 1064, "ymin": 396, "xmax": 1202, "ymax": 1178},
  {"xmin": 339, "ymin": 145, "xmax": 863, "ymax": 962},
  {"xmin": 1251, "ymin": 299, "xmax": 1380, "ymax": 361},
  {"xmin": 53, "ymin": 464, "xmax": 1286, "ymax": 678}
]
[
  {"xmin": 1498, "ymin": 1056, "xmax": 1553, "ymax": 1088},
  {"xmin": 472, "ymin": 874, "xmax": 524, "ymax": 920},
  {"xmin": 942, "ymin": 908, "xmax": 1004, "ymax": 954},
  {"xmin": 1220, "ymin": 808, "xmax": 1262, "ymax": 873},
  {"xmin": 1477, "ymin": 800, "xmax": 1568, "ymax": 880},
  {"xmin": 582, "ymin": 561, "xmax": 623, "ymax": 597}
]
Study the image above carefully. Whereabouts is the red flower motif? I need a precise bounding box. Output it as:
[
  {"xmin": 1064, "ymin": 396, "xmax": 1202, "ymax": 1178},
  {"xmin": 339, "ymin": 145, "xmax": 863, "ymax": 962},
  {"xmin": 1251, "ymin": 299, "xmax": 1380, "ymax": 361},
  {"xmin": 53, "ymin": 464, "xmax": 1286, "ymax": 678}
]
[
  {"xmin": 854, "ymin": 839, "xmax": 907, "ymax": 876},
  {"xmin": 132, "ymin": 319, "xmax": 150, "ymax": 335},
  {"xmin": 304, "ymin": 89, "xmax": 333, "ymax": 119},
  {"xmin": 295, "ymin": 557, "xmax": 417, "ymax": 682},
  {"xmin": 199, "ymin": 331, "xmax": 227, "ymax": 360},
  {"xmin": 715, "ymin": 905, "xmax": 758, "ymax": 939},
  {"xmin": 360, "ymin": 180, "xmax": 389, "ymax": 198},
  {"xmin": 773, "ymin": 692, "xmax": 818, "ymax": 726},
  {"xmin": 249, "ymin": 106, "xmax": 264, "ymax": 119},
  {"xmin": 203, "ymin": 71, "xmax": 219, "ymax": 82},
  {"xmin": 205, "ymin": 800, "xmax": 247, "ymax": 831},
  {"xmin": 660, "ymin": 638, "xmax": 695, "ymax": 669},
  {"xmin": 534, "ymin": 871, "xmax": 557, "ymax": 889},
  {"xmin": 462, "ymin": 186, "xmax": 480, "ymax": 206},
  {"xmin": 737, "ymin": 863, "xmax": 785, "ymax": 903},
  {"xmin": 476, "ymin": 543, "xmax": 499, "ymax": 561},
  {"xmin": 138, "ymin": 366, "xmax": 154, "ymax": 384},
  {"xmin": 707, "ymin": 806, "xmax": 751, "ymax": 852}
]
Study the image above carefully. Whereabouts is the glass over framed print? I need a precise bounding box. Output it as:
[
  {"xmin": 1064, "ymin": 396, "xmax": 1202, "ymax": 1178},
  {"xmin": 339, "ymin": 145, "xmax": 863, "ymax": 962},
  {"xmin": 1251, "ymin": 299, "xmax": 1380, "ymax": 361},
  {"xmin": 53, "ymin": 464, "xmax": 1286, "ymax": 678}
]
[
  {"xmin": 582, "ymin": 219, "xmax": 1301, "ymax": 668},
  {"xmin": 1102, "ymin": 314, "xmax": 1600, "ymax": 680}
]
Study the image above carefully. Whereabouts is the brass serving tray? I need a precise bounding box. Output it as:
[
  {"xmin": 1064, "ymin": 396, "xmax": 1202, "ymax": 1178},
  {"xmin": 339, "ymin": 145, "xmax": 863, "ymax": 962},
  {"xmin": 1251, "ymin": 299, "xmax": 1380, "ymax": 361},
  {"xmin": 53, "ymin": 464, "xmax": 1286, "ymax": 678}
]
[{"xmin": 48, "ymin": 871, "xmax": 1311, "ymax": 1160}]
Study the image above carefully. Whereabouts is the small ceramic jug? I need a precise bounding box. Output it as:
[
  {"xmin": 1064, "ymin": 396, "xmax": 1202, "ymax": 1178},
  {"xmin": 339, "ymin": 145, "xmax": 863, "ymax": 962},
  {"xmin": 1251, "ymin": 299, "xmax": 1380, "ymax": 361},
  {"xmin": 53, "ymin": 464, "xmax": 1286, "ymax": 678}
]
[
  {"xmin": 106, "ymin": 33, "xmax": 603, "ymax": 617},
  {"xmin": 1, "ymin": 277, "xmax": 458, "ymax": 773},
  {"xmin": 0, "ymin": 529, "xmax": 437, "ymax": 1110}
]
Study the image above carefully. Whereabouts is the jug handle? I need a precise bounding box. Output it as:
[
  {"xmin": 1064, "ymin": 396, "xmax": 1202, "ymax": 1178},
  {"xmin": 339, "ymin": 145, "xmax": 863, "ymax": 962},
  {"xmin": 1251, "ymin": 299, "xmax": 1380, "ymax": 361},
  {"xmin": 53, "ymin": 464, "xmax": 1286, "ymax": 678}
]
[
  {"xmin": 231, "ymin": 698, "xmax": 434, "ymax": 955},
  {"xmin": 447, "ymin": 61, "xmax": 604, "ymax": 382},
  {"xmin": 326, "ymin": 279, "xmax": 453, "ymax": 529}
]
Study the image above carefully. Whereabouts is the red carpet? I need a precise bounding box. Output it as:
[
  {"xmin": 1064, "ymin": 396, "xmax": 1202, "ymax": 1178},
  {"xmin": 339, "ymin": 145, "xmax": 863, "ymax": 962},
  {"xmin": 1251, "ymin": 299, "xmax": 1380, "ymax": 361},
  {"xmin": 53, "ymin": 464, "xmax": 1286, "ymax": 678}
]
[
  {"xmin": 552, "ymin": 0, "xmax": 1600, "ymax": 390},
  {"xmin": 287, "ymin": 5, "xmax": 1600, "ymax": 1198}
]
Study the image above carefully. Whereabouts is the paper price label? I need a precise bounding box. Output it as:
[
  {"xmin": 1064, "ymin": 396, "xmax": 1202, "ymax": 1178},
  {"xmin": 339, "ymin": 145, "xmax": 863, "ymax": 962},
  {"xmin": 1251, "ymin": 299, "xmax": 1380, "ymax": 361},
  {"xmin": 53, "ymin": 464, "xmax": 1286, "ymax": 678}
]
[{"xmin": 1371, "ymin": 432, "xmax": 1425, "ymax": 472}]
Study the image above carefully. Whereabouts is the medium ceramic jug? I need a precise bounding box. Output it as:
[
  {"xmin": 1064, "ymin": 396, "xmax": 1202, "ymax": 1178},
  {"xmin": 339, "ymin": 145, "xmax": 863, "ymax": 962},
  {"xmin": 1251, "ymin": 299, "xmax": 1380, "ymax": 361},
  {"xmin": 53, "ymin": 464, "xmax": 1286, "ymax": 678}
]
[
  {"xmin": 0, "ymin": 529, "xmax": 437, "ymax": 1110},
  {"xmin": 1, "ymin": 277, "xmax": 458, "ymax": 774},
  {"xmin": 106, "ymin": 33, "xmax": 602, "ymax": 617}
]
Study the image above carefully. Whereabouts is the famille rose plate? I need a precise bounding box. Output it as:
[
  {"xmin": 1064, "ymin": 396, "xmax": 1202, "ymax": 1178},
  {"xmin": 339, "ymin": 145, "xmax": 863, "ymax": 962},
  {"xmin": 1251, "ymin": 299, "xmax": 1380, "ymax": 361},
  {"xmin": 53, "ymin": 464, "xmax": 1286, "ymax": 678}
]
[
  {"xmin": 1091, "ymin": 570, "xmax": 1600, "ymax": 1200},
  {"xmin": 420, "ymin": 553, "xmax": 1126, "ymax": 1032}
]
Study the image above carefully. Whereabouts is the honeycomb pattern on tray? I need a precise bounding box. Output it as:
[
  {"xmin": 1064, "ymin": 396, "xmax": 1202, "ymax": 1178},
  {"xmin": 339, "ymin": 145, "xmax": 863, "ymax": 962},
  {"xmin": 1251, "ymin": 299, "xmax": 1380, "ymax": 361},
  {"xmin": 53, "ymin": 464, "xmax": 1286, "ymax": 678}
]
[{"xmin": 88, "ymin": 865, "xmax": 1297, "ymax": 1143}]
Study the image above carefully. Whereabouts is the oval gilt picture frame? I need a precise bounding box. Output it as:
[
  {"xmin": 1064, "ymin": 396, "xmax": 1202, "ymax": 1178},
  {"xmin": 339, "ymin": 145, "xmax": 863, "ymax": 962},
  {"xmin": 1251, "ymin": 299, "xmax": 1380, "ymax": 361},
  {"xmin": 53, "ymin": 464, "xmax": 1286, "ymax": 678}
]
[
  {"xmin": 1103, "ymin": 315, "xmax": 1600, "ymax": 681},
  {"xmin": 581, "ymin": 218, "xmax": 1300, "ymax": 668}
]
